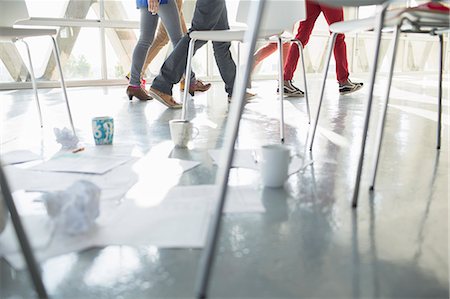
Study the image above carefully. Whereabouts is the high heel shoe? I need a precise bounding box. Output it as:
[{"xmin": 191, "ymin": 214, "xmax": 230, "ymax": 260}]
[
  {"xmin": 180, "ymin": 79, "xmax": 211, "ymax": 96},
  {"xmin": 126, "ymin": 85, "xmax": 152, "ymax": 101}
]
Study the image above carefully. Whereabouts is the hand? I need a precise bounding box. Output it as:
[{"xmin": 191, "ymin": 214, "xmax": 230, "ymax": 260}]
[{"xmin": 148, "ymin": 0, "xmax": 159, "ymax": 14}]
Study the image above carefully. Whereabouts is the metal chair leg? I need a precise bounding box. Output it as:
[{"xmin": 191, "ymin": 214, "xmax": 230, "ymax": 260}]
[
  {"xmin": 277, "ymin": 36, "xmax": 285, "ymax": 143},
  {"xmin": 194, "ymin": 1, "xmax": 266, "ymax": 297},
  {"xmin": 308, "ymin": 32, "xmax": 337, "ymax": 151},
  {"xmin": 0, "ymin": 162, "xmax": 48, "ymax": 298},
  {"xmin": 50, "ymin": 37, "xmax": 75, "ymax": 137},
  {"xmin": 21, "ymin": 40, "xmax": 43, "ymax": 128},
  {"xmin": 437, "ymin": 34, "xmax": 443, "ymax": 150},
  {"xmin": 182, "ymin": 38, "xmax": 197, "ymax": 120},
  {"xmin": 369, "ymin": 25, "xmax": 401, "ymax": 190},
  {"xmin": 295, "ymin": 39, "xmax": 311, "ymax": 124},
  {"xmin": 351, "ymin": 5, "xmax": 389, "ymax": 208}
]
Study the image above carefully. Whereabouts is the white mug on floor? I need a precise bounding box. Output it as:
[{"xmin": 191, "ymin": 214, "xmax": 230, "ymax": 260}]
[
  {"xmin": 169, "ymin": 119, "xmax": 199, "ymax": 148},
  {"xmin": 260, "ymin": 144, "xmax": 292, "ymax": 188}
]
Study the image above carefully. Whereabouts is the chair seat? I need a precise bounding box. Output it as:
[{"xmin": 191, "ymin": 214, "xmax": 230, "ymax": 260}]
[
  {"xmin": 189, "ymin": 28, "xmax": 284, "ymax": 42},
  {"xmin": 330, "ymin": 8, "xmax": 449, "ymax": 34},
  {"xmin": 0, "ymin": 27, "xmax": 56, "ymax": 41}
]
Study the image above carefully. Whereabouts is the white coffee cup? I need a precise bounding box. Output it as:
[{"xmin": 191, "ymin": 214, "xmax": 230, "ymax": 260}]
[
  {"xmin": 169, "ymin": 119, "xmax": 199, "ymax": 148},
  {"xmin": 260, "ymin": 144, "xmax": 293, "ymax": 188}
]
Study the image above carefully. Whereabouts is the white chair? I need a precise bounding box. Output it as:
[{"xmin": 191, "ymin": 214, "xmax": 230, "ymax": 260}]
[
  {"xmin": 181, "ymin": 0, "xmax": 309, "ymax": 143},
  {"xmin": 308, "ymin": 0, "xmax": 449, "ymax": 207},
  {"xmin": 367, "ymin": 7, "xmax": 449, "ymax": 191},
  {"xmin": 0, "ymin": 0, "xmax": 76, "ymax": 135}
]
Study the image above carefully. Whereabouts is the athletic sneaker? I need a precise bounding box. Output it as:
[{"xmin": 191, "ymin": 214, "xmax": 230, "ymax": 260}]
[
  {"xmin": 277, "ymin": 80, "xmax": 305, "ymax": 97},
  {"xmin": 339, "ymin": 79, "xmax": 363, "ymax": 95}
]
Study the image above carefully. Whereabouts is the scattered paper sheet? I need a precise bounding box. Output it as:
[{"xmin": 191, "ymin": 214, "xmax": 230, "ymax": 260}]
[
  {"xmin": 208, "ymin": 149, "xmax": 305, "ymax": 175},
  {"xmin": 3, "ymin": 196, "xmax": 211, "ymax": 270},
  {"xmin": 208, "ymin": 149, "xmax": 259, "ymax": 170},
  {"xmin": 1, "ymin": 150, "xmax": 41, "ymax": 165},
  {"xmin": 164, "ymin": 184, "xmax": 266, "ymax": 213},
  {"xmin": 30, "ymin": 153, "xmax": 131, "ymax": 174},
  {"xmin": 5, "ymin": 159, "xmax": 139, "ymax": 202},
  {"xmin": 0, "ymin": 215, "xmax": 54, "ymax": 256}
]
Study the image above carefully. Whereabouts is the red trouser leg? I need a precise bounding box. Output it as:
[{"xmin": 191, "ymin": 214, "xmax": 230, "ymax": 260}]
[
  {"xmin": 283, "ymin": 0, "xmax": 321, "ymax": 80},
  {"xmin": 320, "ymin": 4, "xmax": 349, "ymax": 83}
]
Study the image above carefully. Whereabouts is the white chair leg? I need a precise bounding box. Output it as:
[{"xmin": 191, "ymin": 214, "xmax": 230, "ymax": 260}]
[
  {"xmin": 437, "ymin": 34, "xmax": 443, "ymax": 150},
  {"xmin": 277, "ymin": 37, "xmax": 285, "ymax": 143},
  {"xmin": 20, "ymin": 39, "xmax": 43, "ymax": 128},
  {"xmin": 369, "ymin": 25, "xmax": 401, "ymax": 190},
  {"xmin": 294, "ymin": 39, "xmax": 311, "ymax": 124},
  {"xmin": 308, "ymin": 33, "xmax": 337, "ymax": 150},
  {"xmin": 195, "ymin": 2, "xmax": 266, "ymax": 297},
  {"xmin": 50, "ymin": 36, "xmax": 75, "ymax": 136},
  {"xmin": 182, "ymin": 38, "xmax": 196, "ymax": 120},
  {"xmin": 351, "ymin": 5, "xmax": 389, "ymax": 208}
]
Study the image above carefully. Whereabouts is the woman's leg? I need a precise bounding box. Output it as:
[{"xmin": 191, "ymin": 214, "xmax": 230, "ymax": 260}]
[
  {"xmin": 130, "ymin": 8, "xmax": 158, "ymax": 86},
  {"xmin": 158, "ymin": 0, "xmax": 197, "ymax": 83},
  {"xmin": 141, "ymin": 0, "xmax": 187, "ymax": 76}
]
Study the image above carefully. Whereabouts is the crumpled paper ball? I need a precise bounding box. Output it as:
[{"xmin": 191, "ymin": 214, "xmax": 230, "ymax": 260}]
[
  {"xmin": 54, "ymin": 127, "xmax": 79, "ymax": 150},
  {"xmin": 42, "ymin": 180, "xmax": 101, "ymax": 235}
]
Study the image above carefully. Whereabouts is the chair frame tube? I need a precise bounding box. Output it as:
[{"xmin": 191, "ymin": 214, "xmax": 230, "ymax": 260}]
[
  {"xmin": 194, "ymin": 1, "xmax": 266, "ymax": 297},
  {"xmin": 351, "ymin": 3, "xmax": 390, "ymax": 208},
  {"xmin": 182, "ymin": 38, "xmax": 197, "ymax": 120},
  {"xmin": 51, "ymin": 37, "xmax": 76, "ymax": 136},
  {"xmin": 20, "ymin": 39, "xmax": 43, "ymax": 128},
  {"xmin": 369, "ymin": 24, "xmax": 401, "ymax": 190},
  {"xmin": 308, "ymin": 32, "xmax": 337, "ymax": 150},
  {"xmin": 277, "ymin": 36, "xmax": 285, "ymax": 143}
]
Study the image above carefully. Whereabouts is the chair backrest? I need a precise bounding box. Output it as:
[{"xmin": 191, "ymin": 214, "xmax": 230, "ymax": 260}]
[
  {"xmin": 0, "ymin": 0, "xmax": 30, "ymax": 27},
  {"xmin": 236, "ymin": 0, "xmax": 306, "ymax": 33}
]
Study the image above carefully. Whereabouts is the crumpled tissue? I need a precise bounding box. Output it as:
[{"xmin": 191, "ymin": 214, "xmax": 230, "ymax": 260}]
[
  {"xmin": 54, "ymin": 127, "xmax": 79, "ymax": 150},
  {"xmin": 42, "ymin": 180, "xmax": 101, "ymax": 235}
]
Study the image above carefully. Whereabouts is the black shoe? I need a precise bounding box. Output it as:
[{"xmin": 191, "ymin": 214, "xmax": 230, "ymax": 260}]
[
  {"xmin": 277, "ymin": 80, "xmax": 304, "ymax": 97},
  {"xmin": 339, "ymin": 79, "xmax": 363, "ymax": 95}
]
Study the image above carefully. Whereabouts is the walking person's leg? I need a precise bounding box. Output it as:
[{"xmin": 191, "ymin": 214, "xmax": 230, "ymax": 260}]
[
  {"xmin": 321, "ymin": 4, "xmax": 363, "ymax": 94},
  {"xmin": 282, "ymin": 0, "xmax": 321, "ymax": 96},
  {"xmin": 210, "ymin": 2, "xmax": 235, "ymax": 97},
  {"xmin": 150, "ymin": 0, "xmax": 227, "ymax": 108},
  {"xmin": 127, "ymin": 8, "xmax": 159, "ymax": 101}
]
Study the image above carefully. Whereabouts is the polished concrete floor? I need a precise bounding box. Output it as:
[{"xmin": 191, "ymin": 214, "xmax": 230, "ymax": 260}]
[{"xmin": 0, "ymin": 73, "xmax": 448, "ymax": 298}]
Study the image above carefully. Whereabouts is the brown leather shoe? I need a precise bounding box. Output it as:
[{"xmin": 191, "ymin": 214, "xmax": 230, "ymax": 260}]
[
  {"xmin": 180, "ymin": 79, "xmax": 212, "ymax": 96},
  {"xmin": 126, "ymin": 85, "xmax": 152, "ymax": 101},
  {"xmin": 148, "ymin": 87, "xmax": 182, "ymax": 109}
]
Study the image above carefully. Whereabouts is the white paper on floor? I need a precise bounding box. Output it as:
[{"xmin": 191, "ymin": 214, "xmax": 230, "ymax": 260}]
[
  {"xmin": 2, "ymin": 183, "xmax": 265, "ymax": 270},
  {"xmin": 208, "ymin": 149, "xmax": 305, "ymax": 175},
  {"xmin": 1, "ymin": 150, "xmax": 41, "ymax": 165},
  {"xmin": 164, "ymin": 184, "xmax": 266, "ymax": 214},
  {"xmin": 3, "ymin": 195, "xmax": 211, "ymax": 270},
  {"xmin": 5, "ymin": 159, "xmax": 139, "ymax": 202},
  {"xmin": 0, "ymin": 215, "xmax": 54, "ymax": 256},
  {"xmin": 30, "ymin": 153, "xmax": 132, "ymax": 174}
]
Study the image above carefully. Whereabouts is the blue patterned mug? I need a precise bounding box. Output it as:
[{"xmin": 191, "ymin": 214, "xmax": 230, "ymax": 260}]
[{"xmin": 92, "ymin": 116, "xmax": 114, "ymax": 145}]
